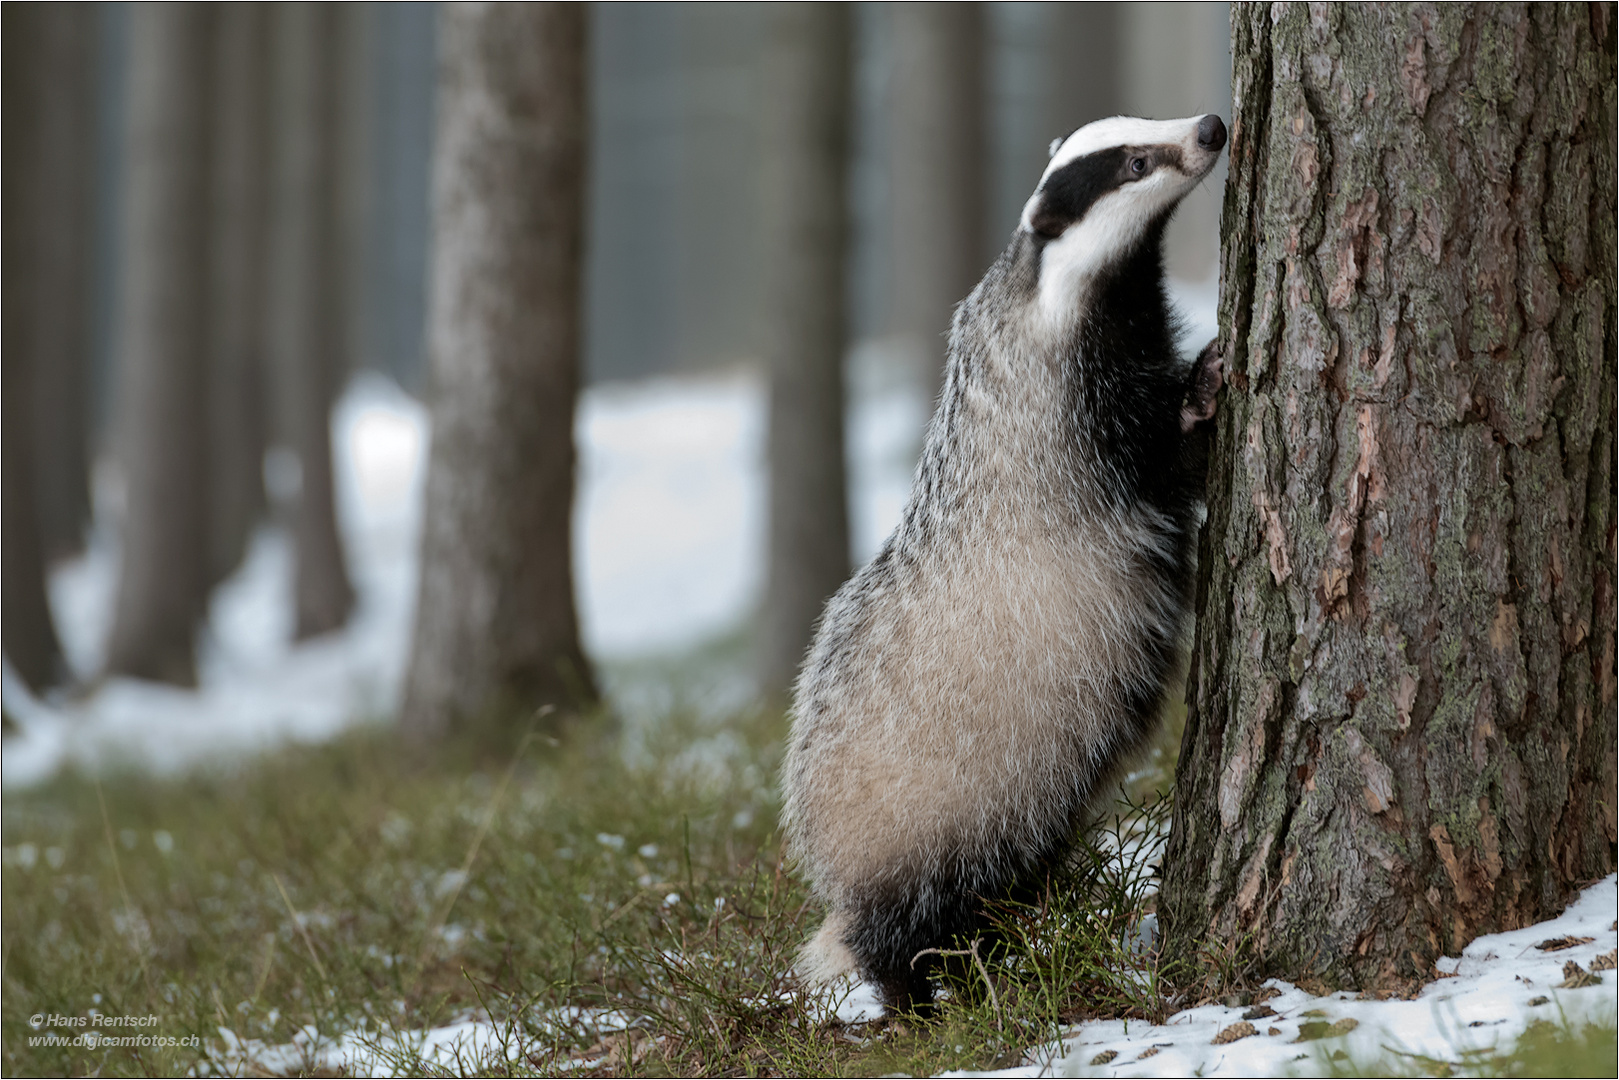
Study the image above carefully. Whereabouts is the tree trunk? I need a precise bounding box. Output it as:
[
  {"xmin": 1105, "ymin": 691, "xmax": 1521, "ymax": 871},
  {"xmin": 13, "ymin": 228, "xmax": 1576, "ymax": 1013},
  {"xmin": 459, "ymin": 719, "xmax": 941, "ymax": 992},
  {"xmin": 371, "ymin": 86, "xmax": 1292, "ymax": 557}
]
[
  {"xmin": 29, "ymin": 4, "xmax": 99, "ymax": 563},
  {"xmin": 208, "ymin": 2, "xmax": 271, "ymax": 586},
  {"xmin": 400, "ymin": 2, "xmax": 595, "ymax": 742},
  {"xmin": 888, "ymin": 3, "xmax": 987, "ymax": 398},
  {"xmin": 335, "ymin": 3, "xmax": 376, "ymax": 379},
  {"xmin": 104, "ymin": 3, "xmax": 216, "ymax": 686},
  {"xmin": 1162, "ymin": 3, "xmax": 1617, "ymax": 990},
  {"xmin": 758, "ymin": 3, "xmax": 855, "ymax": 698},
  {"xmin": 370, "ymin": 3, "xmax": 437, "ymax": 392},
  {"xmin": 268, "ymin": 1, "xmax": 355, "ymax": 639},
  {"xmin": 1, "ymin": 4, "xmax": 67, "ymax": 692}
]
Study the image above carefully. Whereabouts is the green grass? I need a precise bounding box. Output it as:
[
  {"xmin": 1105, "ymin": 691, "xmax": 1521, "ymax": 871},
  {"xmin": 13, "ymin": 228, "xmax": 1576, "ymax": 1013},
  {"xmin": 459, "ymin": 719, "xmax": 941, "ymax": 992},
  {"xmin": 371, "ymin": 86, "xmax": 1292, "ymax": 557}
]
[
  {"xmin": 2, "ymin": 690, "xmax": 1192, "ymax": 1078},
  {"xmin": 3, "ymin": 690, "xmax": 1610, "ymax": 1077},
  {"xmin": 1314, "ymin": 1015, "xmax": 1617, "ymax": 1078}
]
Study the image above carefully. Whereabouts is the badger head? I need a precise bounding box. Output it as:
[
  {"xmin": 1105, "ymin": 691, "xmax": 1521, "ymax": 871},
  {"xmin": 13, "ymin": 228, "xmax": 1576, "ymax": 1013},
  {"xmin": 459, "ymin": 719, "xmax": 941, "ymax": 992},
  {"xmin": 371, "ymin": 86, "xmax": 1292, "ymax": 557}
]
[{"xmin": 1020, "ymin": 114, "xmax": 1226, "ymax": 317}]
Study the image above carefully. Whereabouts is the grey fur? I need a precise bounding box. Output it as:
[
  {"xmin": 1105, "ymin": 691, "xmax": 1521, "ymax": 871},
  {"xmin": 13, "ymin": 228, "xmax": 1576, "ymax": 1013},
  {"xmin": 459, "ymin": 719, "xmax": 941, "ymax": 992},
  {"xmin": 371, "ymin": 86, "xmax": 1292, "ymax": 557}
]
[{"xmin": 780, "ymin": 115, "xmax": 1227, "ymax": 1016}]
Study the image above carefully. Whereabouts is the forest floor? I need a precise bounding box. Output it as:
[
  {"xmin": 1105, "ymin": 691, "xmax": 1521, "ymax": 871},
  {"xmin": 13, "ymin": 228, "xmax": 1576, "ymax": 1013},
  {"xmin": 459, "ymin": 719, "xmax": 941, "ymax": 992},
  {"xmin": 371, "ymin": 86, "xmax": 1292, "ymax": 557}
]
[{"xmin": 3, "ymin": 695, "xmax": 1614, "ymax": 1078}]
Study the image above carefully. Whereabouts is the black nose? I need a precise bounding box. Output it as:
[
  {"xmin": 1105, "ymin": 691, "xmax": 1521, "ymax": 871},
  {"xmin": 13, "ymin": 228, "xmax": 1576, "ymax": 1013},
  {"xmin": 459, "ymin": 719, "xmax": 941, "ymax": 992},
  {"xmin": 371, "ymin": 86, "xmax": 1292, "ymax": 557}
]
[{"xmin": 1197, "ymin": 114, "xmax": 1227, "ymax": 152}]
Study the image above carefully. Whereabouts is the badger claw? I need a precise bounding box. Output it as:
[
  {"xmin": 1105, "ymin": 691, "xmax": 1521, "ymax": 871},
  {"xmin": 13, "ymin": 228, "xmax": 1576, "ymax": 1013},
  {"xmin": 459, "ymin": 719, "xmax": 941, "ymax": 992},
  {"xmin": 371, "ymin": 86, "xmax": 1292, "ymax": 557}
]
[{"xmin": 1181, "ymin": 339, "xmax": 1223, "ymax": 432}]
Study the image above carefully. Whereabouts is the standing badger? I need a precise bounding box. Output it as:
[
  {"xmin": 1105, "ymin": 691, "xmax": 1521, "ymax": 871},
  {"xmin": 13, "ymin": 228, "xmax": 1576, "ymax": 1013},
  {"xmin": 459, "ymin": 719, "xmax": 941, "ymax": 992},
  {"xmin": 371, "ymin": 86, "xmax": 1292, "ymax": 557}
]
[{"xmin": 780, "ymin": 114, "xmax": 1229, "ymax": 1015}]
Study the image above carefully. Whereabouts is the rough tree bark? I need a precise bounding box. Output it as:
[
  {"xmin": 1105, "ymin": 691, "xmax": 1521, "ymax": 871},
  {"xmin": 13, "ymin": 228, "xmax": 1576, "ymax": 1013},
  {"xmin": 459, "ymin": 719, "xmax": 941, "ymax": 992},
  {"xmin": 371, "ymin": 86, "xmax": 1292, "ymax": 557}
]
[
  {"xmin": 268, "ymin": 1, "xmax": 356, "ymax": 639},
  {"xmin": 888, "ymin": 3, "xmax": 988, "ymax": 398},
  {"xmin": 208, "ymin": 2, "xmax": 272, "ymax": 586},
  {"xmin": 104, "ymin": 4, "xmax": 216, "ymax": 686},
  {"xmin": 400, "ymin": 2, "xmax": 596, "ymax": 742},
  {"xmin": 1, "ymin": 4, "xmax": 67, "ymax": 692},
  {"xmin": 1163, "ymin": 3, "xmax": 1617, "ymax": 990},
  {"xmin": 759, "ymin": 3, "xmax": 855, "ymax": 698}
]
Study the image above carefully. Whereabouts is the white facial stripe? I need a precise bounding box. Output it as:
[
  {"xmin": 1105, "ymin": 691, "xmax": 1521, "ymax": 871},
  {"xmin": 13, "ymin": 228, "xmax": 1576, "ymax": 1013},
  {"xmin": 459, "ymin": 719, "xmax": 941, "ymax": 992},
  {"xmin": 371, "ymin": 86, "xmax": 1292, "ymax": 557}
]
[
  {"xmin": 1032, "ymin": 188, "xmax": 1141, "ymax": 322},
  {"xmin": 1029, "ymin": 164, "xmax": 1197, "ymax": 323},
  {"xmin": 1037, "ymin": 114, "xmax": 1211, "ymax": 191}
]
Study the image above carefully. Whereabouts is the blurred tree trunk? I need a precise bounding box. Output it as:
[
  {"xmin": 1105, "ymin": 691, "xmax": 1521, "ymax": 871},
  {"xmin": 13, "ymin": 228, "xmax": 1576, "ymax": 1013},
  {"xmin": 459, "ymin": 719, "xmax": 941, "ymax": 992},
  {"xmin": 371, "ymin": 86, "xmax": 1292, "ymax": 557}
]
[
  {"xmin": 0, "ymin": 342, "xmax": 63, "ymax": 693},
  {"xmin": 401, "ymin": 2, "xmax": 595, "ymax": 742},
  {"xmin": 268, "ymin": 1, "xmax": 355, "ymax": 639},
  {"xmin": 1, "ymin": 6, "xmax": 67, "ymax": 691},
  {"xmin": 29, "ymin": 5, "xmax": 99, "ymax": 563},
  {"xmin": 335, "ymin": 3, "xmax": 377, "ymax": 379},
  {"xmin": 1048, "ymin": 6, "xmax": 1121, "ymax": 134},
  {"xmin": 104, "ymin": 4, "xmax": 216, "ymax": 686},
  {"xmin": 207, "ymin": 2, "xmax": 271, "ymax": 586},
  {"xmin": 1162, "ymin": 3, "xmax": 1617, "ymax": 991},
  {"xmin": 889, "ymin": 3, "xmax": 986, "ymax": 398},
  {"xmin": 758, "ymin": 4, "xmax": 854, "ymax": 698},
  {"xmin": 371, "ymin": 3, "xmax": 437, "ymax": 392}
]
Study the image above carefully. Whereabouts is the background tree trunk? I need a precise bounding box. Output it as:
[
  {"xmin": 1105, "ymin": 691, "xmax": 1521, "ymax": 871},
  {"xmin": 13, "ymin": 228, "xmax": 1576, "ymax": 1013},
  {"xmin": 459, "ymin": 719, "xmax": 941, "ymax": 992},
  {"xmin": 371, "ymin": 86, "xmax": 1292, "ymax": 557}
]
[
  {"xmin": 208, "ymin": 2, "xmax": 271, "ymax": 586},
  {"xmin": 888, "ymin": 4, "xmax": 987, "ymax": 399},
  {"xmin": 104, "ymin": 3, "xmax": 216, "ymax": 686},
  {"xmin": 268, "ymin": 1, "xmax": 355, "ymax": 639},
  {"xmin": 1163, "ymin": 3, "xmax": 1617, "ymax": 990},
  {"xmin": 29, "ymin": 4, "xmax": 99, "ymax": 563},
  {"xmin": 335, "ymin": 3, "xmax": 378, "ymax": 380},
  {"xmin": 1, "ymin": 5, "xmax": 67, "ymax": 692},
  {"xmin": 401, "ymin": 2, "xmax": 595, "ymax": 742},
  {"xmin": 369, "ymin": 3, "xmax": 437, "ymax": 391},
  {"xmin": 758, "ymin": 3, "xmax": 855, "ymax": 698}
]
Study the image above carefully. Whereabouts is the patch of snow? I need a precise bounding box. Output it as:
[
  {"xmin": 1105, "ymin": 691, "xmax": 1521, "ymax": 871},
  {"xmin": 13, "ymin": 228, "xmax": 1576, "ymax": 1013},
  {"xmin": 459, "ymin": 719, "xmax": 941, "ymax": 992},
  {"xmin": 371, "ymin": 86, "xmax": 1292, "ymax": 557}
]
[
  {"xmin": 952, "ymin": 872, "xmax": 1618, "ymax": 1078},
  {"xmin": 205, "ymin": 1008, "xmax": 638, "ymax": 1078},
  {"xmin": 574, "ymin": 370, "xmax": 765, "ymax": 658},
  {"xmin": 832, "ymin": 980, "xmax": 886, "ymax": 1025}
]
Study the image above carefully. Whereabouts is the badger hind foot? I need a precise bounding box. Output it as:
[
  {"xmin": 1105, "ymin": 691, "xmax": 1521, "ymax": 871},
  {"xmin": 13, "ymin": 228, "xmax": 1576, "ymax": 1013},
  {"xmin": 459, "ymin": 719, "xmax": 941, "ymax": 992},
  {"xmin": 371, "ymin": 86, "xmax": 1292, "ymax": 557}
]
[{"xmin": 800, "ymin": 904, "xmax": 942, "ymax": 1018}]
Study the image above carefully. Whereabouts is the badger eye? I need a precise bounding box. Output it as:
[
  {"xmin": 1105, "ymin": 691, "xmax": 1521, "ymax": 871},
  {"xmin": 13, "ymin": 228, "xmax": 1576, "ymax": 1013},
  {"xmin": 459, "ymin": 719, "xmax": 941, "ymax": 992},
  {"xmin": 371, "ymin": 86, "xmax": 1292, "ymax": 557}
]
[{"xmin": 1129, "ymin": 156, "xmax": 1148, "ymax": 176}]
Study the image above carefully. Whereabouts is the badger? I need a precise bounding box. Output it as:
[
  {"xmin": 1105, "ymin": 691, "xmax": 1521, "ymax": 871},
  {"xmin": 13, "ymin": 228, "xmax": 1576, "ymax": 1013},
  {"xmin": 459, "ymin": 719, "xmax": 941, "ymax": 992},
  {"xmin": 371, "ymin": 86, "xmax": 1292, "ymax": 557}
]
[{"xmin": 780, "ymin": 113, "xmax": 1229, "ymax": 1016}]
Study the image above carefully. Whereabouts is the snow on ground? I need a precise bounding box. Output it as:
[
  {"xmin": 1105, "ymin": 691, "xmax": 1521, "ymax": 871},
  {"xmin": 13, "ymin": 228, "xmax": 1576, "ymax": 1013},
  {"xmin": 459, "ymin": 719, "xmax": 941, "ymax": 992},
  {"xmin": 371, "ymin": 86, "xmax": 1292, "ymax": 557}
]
[
  {"xmin": 574, "ymin": 371, "xmax": 766, "ymax": 658},
  {"xmin": 2, "ymin": 361, "xmax": 934, "ymax": 786},
  {"xmin": 954, "ymin": 874, "xmax": 1618, "ymax": 1078},
  {"xmin": 203, "ymin": 1007, "xmax": 640, "ymax": 1078},
  {"xmin": 202, "ymin": 875, "xmax": 1617, "ymax": 1078}
]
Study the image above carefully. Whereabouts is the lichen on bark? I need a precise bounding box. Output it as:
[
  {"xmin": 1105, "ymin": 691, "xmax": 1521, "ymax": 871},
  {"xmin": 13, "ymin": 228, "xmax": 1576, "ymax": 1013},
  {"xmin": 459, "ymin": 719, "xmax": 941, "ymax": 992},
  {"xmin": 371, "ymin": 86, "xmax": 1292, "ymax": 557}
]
[{"xmin": 1162, "ymin": 2, "xmax": 1617, "ymax": 990}]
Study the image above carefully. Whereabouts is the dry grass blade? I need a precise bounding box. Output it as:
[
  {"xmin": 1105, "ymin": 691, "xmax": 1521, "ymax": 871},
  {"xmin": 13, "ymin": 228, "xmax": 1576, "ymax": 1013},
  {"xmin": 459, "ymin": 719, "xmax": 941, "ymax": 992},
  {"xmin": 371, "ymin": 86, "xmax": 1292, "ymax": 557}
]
[{"xmin": 272, "ymin": 872, "xmax": 329, "ymax": 984}]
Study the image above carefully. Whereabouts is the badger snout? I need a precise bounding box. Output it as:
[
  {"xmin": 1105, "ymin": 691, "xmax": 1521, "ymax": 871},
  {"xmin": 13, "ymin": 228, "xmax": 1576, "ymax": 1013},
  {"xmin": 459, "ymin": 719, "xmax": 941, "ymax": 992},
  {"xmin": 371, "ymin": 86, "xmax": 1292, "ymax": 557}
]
[{"xmin": 1196, "ymin": 114, "xmax": 1226, "ymax": 153}]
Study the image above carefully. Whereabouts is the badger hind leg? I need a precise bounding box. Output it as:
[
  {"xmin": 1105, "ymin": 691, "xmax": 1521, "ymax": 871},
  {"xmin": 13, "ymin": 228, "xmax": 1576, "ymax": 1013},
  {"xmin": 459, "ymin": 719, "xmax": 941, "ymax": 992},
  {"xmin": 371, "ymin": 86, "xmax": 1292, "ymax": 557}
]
[{"xmin": 843, "ymin": 883, "xmax": 986, "ymax": 1019}]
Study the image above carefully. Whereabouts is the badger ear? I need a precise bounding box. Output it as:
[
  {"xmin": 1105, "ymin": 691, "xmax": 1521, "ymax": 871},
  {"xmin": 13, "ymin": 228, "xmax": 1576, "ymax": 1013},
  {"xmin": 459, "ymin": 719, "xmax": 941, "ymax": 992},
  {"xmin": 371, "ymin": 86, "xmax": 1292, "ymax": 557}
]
[
  {"xmin": 1028, "ymin": 196, "xmax": 1067, "ymax": 239},
  {"xmin": 1048, "ymin": 136, "xmax": 1063, "ymax": 159}
]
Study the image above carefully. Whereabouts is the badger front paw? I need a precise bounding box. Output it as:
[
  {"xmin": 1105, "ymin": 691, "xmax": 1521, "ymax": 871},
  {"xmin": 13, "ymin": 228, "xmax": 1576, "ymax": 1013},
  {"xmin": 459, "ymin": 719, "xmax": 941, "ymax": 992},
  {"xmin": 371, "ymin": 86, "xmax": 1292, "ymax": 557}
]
[{"xmin": 1181, "ymin": 338, "xmax": 1223, "ymax": 433}]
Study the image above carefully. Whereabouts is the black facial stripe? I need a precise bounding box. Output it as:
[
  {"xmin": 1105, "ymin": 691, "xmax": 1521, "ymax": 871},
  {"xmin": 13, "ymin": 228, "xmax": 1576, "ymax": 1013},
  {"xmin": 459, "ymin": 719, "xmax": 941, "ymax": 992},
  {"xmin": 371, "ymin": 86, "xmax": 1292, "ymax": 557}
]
[
  {"xmin": 1029, "ymin": 147, "xmax": 1129, "ymax": 239},
  {"xmin": 1028, "ymin": 144, "xmax": 1185, "ymax": 239}
]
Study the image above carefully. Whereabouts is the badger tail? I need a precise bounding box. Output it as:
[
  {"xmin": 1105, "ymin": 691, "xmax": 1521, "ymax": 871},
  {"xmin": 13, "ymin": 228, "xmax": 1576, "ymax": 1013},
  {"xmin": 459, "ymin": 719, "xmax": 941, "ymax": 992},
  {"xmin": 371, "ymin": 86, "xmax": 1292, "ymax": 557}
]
[{"xmin": 797, "ymin": 910, "xmax": 858, "ymax": 986}]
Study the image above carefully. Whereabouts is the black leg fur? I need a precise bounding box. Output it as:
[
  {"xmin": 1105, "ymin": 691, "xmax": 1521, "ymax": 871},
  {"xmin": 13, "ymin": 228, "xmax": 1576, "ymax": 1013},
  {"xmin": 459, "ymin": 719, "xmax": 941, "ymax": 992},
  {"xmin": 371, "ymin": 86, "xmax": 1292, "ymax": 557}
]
[
  {"xmin": 1179, "ymin": 338, "xmax": 1223, "ymax": 491},
  {"xmin": 877, "ymin": 959, "xmax": 937, "ymax": 1019}
]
